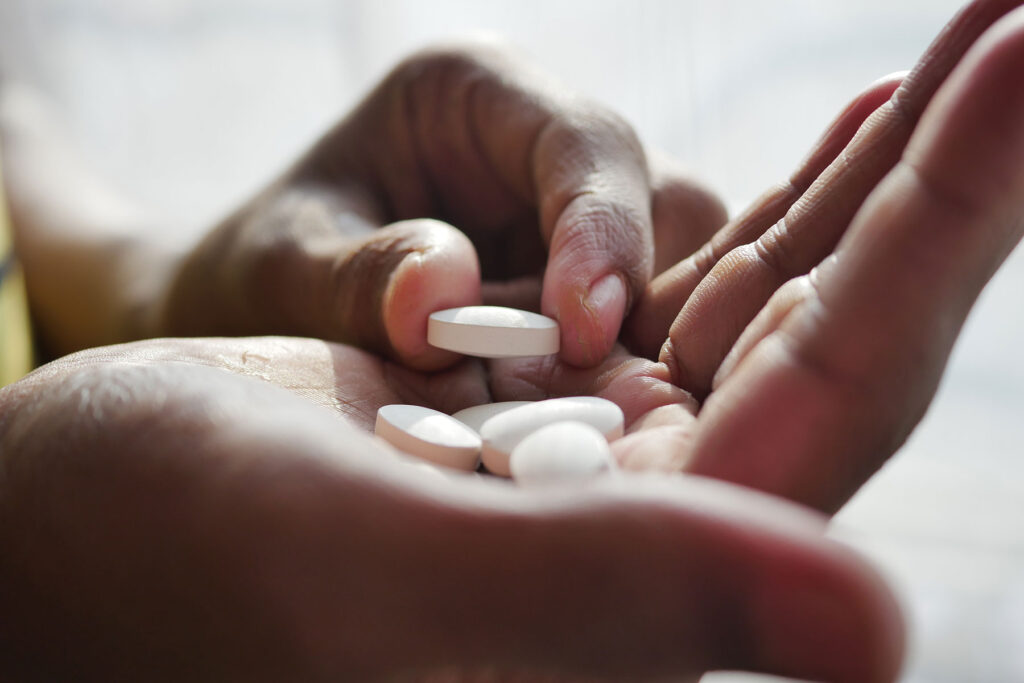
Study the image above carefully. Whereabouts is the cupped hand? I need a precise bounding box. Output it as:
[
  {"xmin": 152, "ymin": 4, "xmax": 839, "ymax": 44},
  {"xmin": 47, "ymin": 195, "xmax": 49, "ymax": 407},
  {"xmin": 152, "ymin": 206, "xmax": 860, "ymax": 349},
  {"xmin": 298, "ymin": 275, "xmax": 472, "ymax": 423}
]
[
  {"xmin": 622, "ymin": 0, "xmax": 1024, "ymax": 512},
  {"xmin": 0, "ymin": 336, "xmax": 902, "ymax": 682},
  {"xmin": 158, "ymin": 41, "xmax": 725, "ymax": 371}
]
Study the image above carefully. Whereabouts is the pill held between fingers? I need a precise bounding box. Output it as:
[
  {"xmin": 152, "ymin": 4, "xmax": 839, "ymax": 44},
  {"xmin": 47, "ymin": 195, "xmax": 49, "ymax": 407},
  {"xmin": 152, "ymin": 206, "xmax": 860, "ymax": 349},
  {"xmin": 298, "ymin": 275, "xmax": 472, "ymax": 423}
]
[
  {"xmin": 510, "ymin": 421, "xmax": 614, "ymax": 486},
  {"xmin": 479, "ymin": 396, "xmax": 625, "ymax": 477},
  {"xmin": 451, "ymin": 401, "xmax": 534, "ymax": 433},
  {"xmin": 375, "ymin": 404, "xmax": 482, "ymax": 471},
  {"xmin": 428, "ymin": 306, "xmax": 559, "ymax": 358}
]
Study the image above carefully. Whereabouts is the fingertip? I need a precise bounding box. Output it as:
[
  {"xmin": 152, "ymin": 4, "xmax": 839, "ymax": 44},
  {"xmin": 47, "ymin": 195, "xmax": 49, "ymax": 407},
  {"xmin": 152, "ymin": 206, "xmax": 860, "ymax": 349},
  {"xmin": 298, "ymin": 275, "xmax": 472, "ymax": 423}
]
[
  {"xmin": 867, "ymin": 70, "xmax": 908, "ymax": 95},
  {"xmin": 382, "ymin": 220, "xmax": 482, "ymax": 371},
  {"xmin": 545, "ymin": 271, "xmax": 627, "ymax": 368},
  {"xmin": 748, "ymin": 541, "xmax": 906, "ymax": 683}
]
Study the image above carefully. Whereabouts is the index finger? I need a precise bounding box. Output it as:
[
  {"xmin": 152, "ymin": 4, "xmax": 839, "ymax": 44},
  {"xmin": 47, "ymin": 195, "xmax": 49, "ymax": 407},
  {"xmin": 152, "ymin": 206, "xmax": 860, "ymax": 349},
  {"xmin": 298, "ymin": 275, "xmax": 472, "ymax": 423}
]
[
  {"xmin": 533, "ymin": 107, "xmax": 654, "ymax": 368},
  {"xmin": 424, "ymin": 43, "xmax": 657, "ymax": 368}
]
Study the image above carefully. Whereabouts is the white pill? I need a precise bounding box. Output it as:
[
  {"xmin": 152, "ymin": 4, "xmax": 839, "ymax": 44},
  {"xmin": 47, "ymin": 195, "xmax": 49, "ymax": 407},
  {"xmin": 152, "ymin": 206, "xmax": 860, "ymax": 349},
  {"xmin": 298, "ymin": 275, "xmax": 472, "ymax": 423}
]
[
  {"xmin": 510, "ymin": 421, "xmax": 614, "ymax": 485},
  {"xmin": 479, "ymin": 396, "xmax": 624, "ymax": 477},
  {"xmin": 451, "ymin": 401, "xmax": 534, "ymax": 433},
  {"xmin": 375, "ymin": 404, "xmax": 481, "ymax": 471},
  {"xmin": 428, "ymin": 306, "xmax": 559, "ymax": 358}
]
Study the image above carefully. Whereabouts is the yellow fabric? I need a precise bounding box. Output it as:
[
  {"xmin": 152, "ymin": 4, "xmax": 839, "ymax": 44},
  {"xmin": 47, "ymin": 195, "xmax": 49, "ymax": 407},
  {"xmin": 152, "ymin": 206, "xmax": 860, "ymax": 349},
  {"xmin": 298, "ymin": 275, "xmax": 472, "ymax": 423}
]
[{"xmin": 0, "ymin": 155, "xmax": 34, "ymax": 386}]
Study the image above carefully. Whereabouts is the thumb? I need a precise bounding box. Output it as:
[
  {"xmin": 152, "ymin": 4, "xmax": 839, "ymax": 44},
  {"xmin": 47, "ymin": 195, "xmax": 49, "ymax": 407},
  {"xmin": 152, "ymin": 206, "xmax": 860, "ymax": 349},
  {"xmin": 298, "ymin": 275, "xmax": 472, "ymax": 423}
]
[
  {"xmin": 164, "ymin": 199, "xmax": 482, "ymax": 370},
  {"xmin": 328, "ymin": 218, "xmax": 483, "ymax": 370},
  {"xmin": 394, "ymin": 475, "xmax": 905, "ymax": 683}
]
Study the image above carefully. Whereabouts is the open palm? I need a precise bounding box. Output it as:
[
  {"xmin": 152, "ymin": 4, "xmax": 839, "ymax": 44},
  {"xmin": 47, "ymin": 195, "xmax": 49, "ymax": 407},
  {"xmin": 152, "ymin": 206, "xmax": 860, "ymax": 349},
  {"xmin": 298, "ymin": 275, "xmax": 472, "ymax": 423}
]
[{"xmin": 0, "ymin": 334, "xmax": 903, "ymax": 682}]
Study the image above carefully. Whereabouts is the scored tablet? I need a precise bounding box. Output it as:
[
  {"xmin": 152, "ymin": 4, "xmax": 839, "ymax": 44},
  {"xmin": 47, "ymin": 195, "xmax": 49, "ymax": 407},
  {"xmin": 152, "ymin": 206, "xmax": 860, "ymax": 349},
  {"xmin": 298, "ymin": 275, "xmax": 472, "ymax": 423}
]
[{"xmin": 428, "ymin": 306, "xmax": 559, "ymax": 358}]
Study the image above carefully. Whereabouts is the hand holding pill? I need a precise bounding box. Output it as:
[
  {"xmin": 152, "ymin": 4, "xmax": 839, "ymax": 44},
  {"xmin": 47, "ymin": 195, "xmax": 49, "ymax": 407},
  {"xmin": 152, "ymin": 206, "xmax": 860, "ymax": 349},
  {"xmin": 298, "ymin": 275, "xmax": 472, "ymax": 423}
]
[
  {"xmin": 156, "ymin": 42, "xmax": 725, "ymax": 372},
  {"xmin": 371, "ymin": 303, "xmax": 688, "ymax": 480}
]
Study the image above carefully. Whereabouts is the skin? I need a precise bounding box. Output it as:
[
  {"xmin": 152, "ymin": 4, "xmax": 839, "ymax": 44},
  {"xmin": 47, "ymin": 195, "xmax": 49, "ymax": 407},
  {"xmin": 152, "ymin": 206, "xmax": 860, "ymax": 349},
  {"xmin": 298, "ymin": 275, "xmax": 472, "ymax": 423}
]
[
  {"xmin": 0, "ymin": 337, "xmax": 903, "ymax": 682},
  {"xmin": 621, "ymin": 0, "xmax": 1024, "ymax": 512},
  {"xmin": 2, "ymin": 39, "xmax": 726, "ymax": 369},
  {"xmin": 0, "ymin": 39, "xmax": 903, "ymax": 681}
]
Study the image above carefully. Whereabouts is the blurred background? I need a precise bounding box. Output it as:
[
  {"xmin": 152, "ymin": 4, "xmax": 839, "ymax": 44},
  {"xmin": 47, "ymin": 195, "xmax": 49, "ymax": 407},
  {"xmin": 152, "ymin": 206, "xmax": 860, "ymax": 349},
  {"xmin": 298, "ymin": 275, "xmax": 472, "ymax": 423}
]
[{"xmin": 1, "ymin": 1, "xmax": 1021, "ymax": 681}]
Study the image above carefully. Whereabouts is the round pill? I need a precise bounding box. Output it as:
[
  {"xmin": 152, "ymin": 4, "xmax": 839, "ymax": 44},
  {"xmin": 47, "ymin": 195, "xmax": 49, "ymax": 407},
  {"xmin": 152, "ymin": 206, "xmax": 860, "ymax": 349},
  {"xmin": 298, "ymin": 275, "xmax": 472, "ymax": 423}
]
[
  {"xmin": 479, "ymin": 396, "xmax": 624, "ymax": 477},
  {"xmin": 427, "ymin": 306, "xmax": 559, "ymax": 358},
  {"xmin": 510, "ymin": 421, "xmax": 614, "ymax": 486},
  {"xmin": 451, "ymin": 401, "xmax": 534, "ymax": 433},
  {"xmin": 375, "ymin": 404, "xmax": 482, "ymax": 471}
]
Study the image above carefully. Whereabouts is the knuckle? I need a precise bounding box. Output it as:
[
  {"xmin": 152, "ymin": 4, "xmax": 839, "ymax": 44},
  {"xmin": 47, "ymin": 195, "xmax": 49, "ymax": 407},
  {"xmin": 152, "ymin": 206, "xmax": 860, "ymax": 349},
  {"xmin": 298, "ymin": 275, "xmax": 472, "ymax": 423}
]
[
  {"xmin": 753, "ymin": 219, "xmax": 800, "ymax": 281},
  {"xmin": 390, "ymin": 37, "xmax": 513, "ymax": 89},
  {"xmin": 588, "ymin": 105, "xmax": 641, "ymax": 147},
  {"xmin": 557, "ymin": 104, "xmax": 644, "ymax": 159},
  {"xmin": 242, "ymin": 195, "xmax": 339, "ymax": 305},
  {"xmin": 876, "ymin": 85, "xmax": 916, "ymax": 133}
]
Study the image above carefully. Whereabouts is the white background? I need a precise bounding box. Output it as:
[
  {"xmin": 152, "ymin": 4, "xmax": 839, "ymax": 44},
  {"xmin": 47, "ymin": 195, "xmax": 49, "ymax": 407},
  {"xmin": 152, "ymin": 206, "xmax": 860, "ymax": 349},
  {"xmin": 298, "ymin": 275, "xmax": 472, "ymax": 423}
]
[{"xmin": 2, "ymin": 1, "xmax": 1022, "ymax": 681}]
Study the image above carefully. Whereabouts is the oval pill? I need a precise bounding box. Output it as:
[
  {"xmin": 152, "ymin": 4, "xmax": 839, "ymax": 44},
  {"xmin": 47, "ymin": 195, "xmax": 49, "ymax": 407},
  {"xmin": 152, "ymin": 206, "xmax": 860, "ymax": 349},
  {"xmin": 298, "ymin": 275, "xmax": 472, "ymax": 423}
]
[
  {"xmin": 451, "ymin": 401, "xmax": 533, "ymax": 433},
  {"xmin": 375, "ymin": 404, "xmax": 482, "ymax": 471},
  {"xmin": 479, "ymin": 396, "xmax": 624, "ymax": 477},
  {"xmin": 428, "ymin": 306, "xmax": 559, "ymax": 358},
  {"xmin": 510, "ymin": 421, "xmax": 613, "ymax": 485}
]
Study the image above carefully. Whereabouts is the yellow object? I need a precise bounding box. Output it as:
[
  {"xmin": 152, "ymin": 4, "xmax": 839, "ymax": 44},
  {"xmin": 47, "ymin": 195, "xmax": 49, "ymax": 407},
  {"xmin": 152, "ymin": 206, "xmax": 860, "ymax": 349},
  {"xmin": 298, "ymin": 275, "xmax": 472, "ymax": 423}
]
[{"xmin": 0, "ymin": 155, "xmax": 34, "ymax": 386}]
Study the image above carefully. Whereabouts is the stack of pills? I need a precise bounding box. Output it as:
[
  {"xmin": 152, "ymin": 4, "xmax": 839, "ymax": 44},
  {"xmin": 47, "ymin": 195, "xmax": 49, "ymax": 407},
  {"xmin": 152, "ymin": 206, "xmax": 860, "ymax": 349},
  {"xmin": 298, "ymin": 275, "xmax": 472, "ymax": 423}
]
[{"xmin": 374, "ymin": 306, "xmax": 621, "ymax": 485}]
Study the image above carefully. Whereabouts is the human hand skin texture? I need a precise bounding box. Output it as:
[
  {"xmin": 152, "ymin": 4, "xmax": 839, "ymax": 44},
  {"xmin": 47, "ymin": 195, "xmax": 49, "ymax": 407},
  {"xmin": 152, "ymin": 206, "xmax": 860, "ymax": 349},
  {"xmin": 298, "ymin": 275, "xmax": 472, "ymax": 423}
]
[
  {"xmin": 0, "ymin": 336, "xmax": 903, "ymax": 683},
  {"xmin": 621, "ymin": 0, "xmax": 1024, "ymax": 514}
]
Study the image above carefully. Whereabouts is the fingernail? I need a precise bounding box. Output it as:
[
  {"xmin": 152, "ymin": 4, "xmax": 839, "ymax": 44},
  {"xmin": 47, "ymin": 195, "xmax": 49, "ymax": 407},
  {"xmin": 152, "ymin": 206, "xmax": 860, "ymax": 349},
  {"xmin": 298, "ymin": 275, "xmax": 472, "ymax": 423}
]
[{"xmin": 581, "ymin": 273, "xmax": 628, "ymax": 361}]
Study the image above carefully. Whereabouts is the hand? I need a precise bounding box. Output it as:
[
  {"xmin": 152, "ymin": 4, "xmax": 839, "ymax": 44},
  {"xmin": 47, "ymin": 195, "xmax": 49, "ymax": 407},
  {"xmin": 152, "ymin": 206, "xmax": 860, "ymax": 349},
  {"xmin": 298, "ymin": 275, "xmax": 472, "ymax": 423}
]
[
  {"xmin": 155, "ymin": 41, "xmax": 725, "ymax": 370},
  {"xmin": 0, "ymin": 336, "xmax": 903, "ymax": 682},
  {"xmin": 621, "ymin": 0, "xmax": 1024, "ymax": 512}
]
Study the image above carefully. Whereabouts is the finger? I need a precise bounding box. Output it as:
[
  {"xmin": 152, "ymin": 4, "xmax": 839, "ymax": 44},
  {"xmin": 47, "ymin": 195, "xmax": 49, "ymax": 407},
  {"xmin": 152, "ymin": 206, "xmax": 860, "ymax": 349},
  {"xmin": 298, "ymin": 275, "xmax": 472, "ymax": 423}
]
[
  {"xmin": 624, "ymin": 71, "xmax": 902, "ymax": 362},
  {"xmin": 653, "ymin": 71, "xmax": 904, "ymax": 388},
  {"xmin": 165, "ymin": 195, "xmax": 483, "ymax": 371},
  {"xmin": 660, "ymin": 0, "xmax": 1024, "ymax": 394},
  {"xmin": 712, "ymin": 272, "xmax": 818, "ymax": 391},
  {"xmin": 534, "ymin": 106, "xmax": 654, "ymax": 368},
  {"xmin": 685, "ymin": 6, "xmax": 1024, "ymax": 513},
  {"xmin": 309, "ymin": 42, "xmax": 659, "ymax": 369},
  {"xmin": 417, "ymin": 474, "xmax": 905, "ymax": 683},
  {"xmin": 376, "ymin": 220, "xmax": 483, "ymax": 370},
  {"xmin": 489, "ymin": 344, "xmax": 701, "ymax": 474}
]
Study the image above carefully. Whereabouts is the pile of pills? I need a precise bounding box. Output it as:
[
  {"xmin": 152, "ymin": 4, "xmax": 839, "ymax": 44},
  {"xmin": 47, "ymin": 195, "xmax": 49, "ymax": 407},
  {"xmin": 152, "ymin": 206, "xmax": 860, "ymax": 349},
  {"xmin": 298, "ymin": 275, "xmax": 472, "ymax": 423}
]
[{"xmin": 374, "ymin": 306, "xmax": 621, "ymax": 485}]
